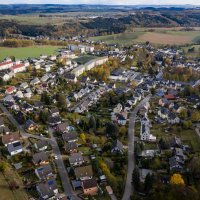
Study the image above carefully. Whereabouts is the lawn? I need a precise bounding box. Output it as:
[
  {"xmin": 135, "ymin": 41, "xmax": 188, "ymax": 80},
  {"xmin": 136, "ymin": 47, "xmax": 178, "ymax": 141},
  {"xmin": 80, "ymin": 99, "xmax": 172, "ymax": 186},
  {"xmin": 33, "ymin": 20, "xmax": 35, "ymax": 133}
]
[
  {"xmin": 0, "ymin": 46, "xmax": 62, "ymax": 61},
  {"xmin": 89, "ymin": 30, "xmax": 200, "ymax": 46},
  {"xmin": 0, "ymin": 169, "xmax": 28, "ymax": 200}
]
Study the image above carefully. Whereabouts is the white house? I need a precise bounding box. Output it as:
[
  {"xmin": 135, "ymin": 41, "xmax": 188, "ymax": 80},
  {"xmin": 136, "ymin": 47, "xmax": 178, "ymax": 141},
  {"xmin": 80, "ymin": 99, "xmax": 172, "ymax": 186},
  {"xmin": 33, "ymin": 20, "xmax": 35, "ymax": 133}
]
[
  {"xmin": 0, "ymin": 59, "xmax": 13, "ymax": 71},
  {"xmin": 11, "ymin": 63, "xmax": 26, "ymax": 74}
]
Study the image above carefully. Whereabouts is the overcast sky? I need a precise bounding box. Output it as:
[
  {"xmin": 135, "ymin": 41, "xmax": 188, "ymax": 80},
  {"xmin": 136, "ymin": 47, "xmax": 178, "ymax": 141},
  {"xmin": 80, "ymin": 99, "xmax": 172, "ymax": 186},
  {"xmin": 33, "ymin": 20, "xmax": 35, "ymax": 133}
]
[{"xmin": 1, "ymin": 0, "xmax": 200, "ymax": 5}]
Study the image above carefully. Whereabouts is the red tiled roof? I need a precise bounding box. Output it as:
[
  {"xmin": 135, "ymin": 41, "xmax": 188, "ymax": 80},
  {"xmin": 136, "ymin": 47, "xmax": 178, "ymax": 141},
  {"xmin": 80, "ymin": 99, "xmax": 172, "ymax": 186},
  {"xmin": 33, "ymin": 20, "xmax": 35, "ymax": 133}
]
[
  {"xmin": 0, "ymin": 61, "xmax": 13, "ymax": 67},
  {"xmin": 164, "ymin": 94, "xmax": 175, "ymax": 100},
  {"xmin": 12, "ymin": 63, "xmax": 25, "ymax": 70},
  {"xmin": 6, "ymin": 86, "xmax": 15, "ymax": 93}
]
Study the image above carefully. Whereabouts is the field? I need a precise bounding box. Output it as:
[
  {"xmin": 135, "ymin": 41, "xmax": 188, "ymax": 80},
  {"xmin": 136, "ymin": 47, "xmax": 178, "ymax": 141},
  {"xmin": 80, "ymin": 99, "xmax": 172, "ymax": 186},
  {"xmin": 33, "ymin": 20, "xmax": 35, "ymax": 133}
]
[
  {"xmin": 89, "ymin": 29, "xmax": 200, "ymax": 46},
  {"xmin": 182, "ymin": 45, "xmax": 200, "ymax": 58},
  {"xmin": 0, "ymin": 169, "xmax": 28, "ymax": 200},
  {"xmin": 0, "ymin": 46, "xmax": 62, "ymax": 60}
]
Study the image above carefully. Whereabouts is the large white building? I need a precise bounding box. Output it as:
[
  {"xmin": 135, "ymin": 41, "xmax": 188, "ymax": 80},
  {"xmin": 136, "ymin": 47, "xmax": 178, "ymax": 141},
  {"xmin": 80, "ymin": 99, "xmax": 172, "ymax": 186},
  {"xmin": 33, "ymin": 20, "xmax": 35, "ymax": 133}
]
[
  {"xmin": 71, "ymin": 56, "xmax": 108, "ymax": 77},
  {"xmin": 0, "ymin": 59, "xmax": 13, "ymax": 71},
  {"xmin": 68, "ymin": 44, "xmax": 94, "ymax": 53}
]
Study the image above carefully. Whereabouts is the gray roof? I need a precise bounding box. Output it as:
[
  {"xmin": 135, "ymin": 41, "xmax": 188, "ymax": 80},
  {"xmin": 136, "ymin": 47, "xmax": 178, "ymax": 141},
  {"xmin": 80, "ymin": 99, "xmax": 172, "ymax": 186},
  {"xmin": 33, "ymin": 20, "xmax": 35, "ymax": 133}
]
[
  {"xmin": 7, "ymin": 141, "xmax": 23, "ymax": 153},
  {"xmin": 33, "ymin": 151, "xmax": 48, "ymax": 164},
  {"xmin": 69, "ymin": 153, "xmax": 84, "ymax": 165},
  {"xmin": 35, "ymin": 164, "xmax": 53, "ymax": 179},
  {"xmin": 62, "ymin": 132, "xmax": 77, "ymax": 142}
]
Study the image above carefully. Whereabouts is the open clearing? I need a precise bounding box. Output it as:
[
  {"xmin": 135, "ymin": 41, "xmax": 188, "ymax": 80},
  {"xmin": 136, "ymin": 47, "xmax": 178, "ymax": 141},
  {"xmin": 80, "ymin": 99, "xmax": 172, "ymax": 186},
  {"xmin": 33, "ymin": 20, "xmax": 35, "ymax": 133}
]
[
  {"xmin": 0, "ymin": 169, "xmax": 28, "ymax": 200},
  {"xmin": 89, "ymin": 30, "xmax": 200, "ymax": 46},
  {"xmin": 0, "ymin": 46, "xmax": 62, "ymax": 60}
]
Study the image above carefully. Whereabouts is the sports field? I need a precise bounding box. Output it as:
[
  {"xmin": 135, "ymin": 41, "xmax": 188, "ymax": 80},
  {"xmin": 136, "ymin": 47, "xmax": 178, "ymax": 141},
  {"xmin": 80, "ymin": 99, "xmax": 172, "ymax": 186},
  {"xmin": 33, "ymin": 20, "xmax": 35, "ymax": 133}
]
[
  {"xmin": 0, "ymin": 46, "xmax": 62, "ymax": 60},
  {"xmin": 89, "ymin": 30, "xmax": 200, "ymax": 46}
]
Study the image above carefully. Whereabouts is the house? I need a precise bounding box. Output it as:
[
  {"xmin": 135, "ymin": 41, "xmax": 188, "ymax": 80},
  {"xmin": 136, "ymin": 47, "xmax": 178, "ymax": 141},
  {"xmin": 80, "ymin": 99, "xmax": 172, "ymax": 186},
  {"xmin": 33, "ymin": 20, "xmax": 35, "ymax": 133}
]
[
  {"xmin": 35, "ymin": 164, "xmax": 53, "ymax": 180},
  {"xmin": 49, "ymin": 55, "xmax": 57, "ymax": 61},
  {"xmin": 15, "ymin": 91, "xmax": 24, "ymax": 98},
  {"xmin": 113, "ymin": 103, "xmax": 123, "ymax": 114},
  {"xmin": 64, "ymin": 73, "xmax": 77, "ymax": 83},
  {"xmin": 36, "ymin": 179, "xmax": 58, "ymax": 200},
  {"xmin": 168, "ymin": 113, "xmax": 180, "ymax": 124},
  {"xmin": 3, "ymin": 95, "xmax": 15, "ymax": 104},
  {"xmin": 139, "ymin": 169, "xmax": 154, "ymax": 183},
  {"xmin": 62, "ymin": 132, "xmax": 78, "ymax": 143},
  {"xmin": 170, "ymin": 137, "xmax": 182, "ymax": 148},
  {"xmin": 140, "ymin": 116, "xmax": 156, "ymax": 142},
  {"xmin": 82, "ymin": 178, "xmax": 98, "ymax": 196},
  {"xmin": 159, "ymin": 98, "xmax": 169, "ymax": 107},
  {"xmin": 2, "ymin": 132, "xmax": 20, "ymax": 146},
  {"xmin": 7, "ymin": 141, "xmax": 23, "ymax": 156},
  {"xmin": 169, "ymin": 155, "xmax": 184, "ymax": 171},
  {"xmin": 111, "ymin": 140, "xmax": 124, "ymax": 153},
  {"xmin": 33, "ymin": 151, "xmax": 49, "ymax": 166},
  {"xmin": 164, "ymin": 94, "xmax": 176, "ymax": 100},
  {"xmin": 158, "ymin": 108, "xmax": 169, "ymax": 119},
  {"xmin": 44, "ymin": 65, "xmax": 51, "ymax": 72},
  {"xmin": 30, "ymin": 77, "xmax": 40, "ymax": 86},
  {"xmin": 34, "ymin": 140, "xmax": 48, "ymax": 151},
  {"xmin": 0, "ymin": 69, "xmax": 14, "ymax": 81},
  {"xmin": 116, "ymin": 112, "xmax": 127, "ymax": 125},
  {"xmin": 69, "ymin": 153, "xmax": 84, "ymax": 166},
  {"xmin": 24, "ymin": 88, "xmax": 32, "ymax": 98},
  {"xmin": 0, "ymin": 59, "xmax": 13, "ymax": 71},
  {"xmin": 11, "ymin": 63, "xmax": 26, "ymax": 74},
  {"xmin": 24, "ymin": 119, "xmax": 36, "ymax": 131},
  {"xmin": 20, "ymin": 82, "xmax": 28, "ymax": 89},
  {"xmin": 22, "ymin": 103, "xmax": 33, "ymax": 112},
  {"xmin": 74, "ymin": 165, "xmax": 93, "ymax": 180},
  {"xmin": 41, "ymin": 74, "xmax": 49, "ymax": 82},
  {"xmin": 56, "ymin": 122, "xmax": 69, "ymax": 133},
  {"xmin": 34, "ymin": 101, "xmax": 44, "ymax": 109},
  {"xmin": 48, "ymin": 116, "xmax": 62, "ymax": 126},
  {"xmin": 109, "ymin": 68, "xmax": 126, "ymax": 81},
  {"xmin": 49, "ymin": 108, "xmax": 59, "ymax": 117},
  {"xmin": 65, "ymin": 142, "xmax": 78, "ymax": 153},
  {"xmin": 5, "ymin": 86, "xmax": 16, "ymax": 94}
]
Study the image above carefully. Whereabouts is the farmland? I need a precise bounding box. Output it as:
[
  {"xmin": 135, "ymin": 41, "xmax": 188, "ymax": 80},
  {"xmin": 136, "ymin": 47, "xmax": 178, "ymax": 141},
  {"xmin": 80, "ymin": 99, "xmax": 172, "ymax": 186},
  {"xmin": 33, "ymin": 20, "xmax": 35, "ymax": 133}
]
[
  {"xmin": 89, "ymin": 30, "xmax": 200, "ymax": 46},
  {"xmin": 0, "ymin": 46, "xmax": 62, "ymax": 60}
]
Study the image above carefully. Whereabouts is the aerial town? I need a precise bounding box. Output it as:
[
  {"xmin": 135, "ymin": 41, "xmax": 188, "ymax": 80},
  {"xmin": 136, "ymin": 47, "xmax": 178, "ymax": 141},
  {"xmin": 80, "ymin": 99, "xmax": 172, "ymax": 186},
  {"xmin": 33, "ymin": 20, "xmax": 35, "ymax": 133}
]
[
  {"xmin": 0, "ymin": 38, "xmax": 200, "ymax": 200},
  {"xmin": 0, "ymin": 3, "xmax": 200, "ymax": 200}
]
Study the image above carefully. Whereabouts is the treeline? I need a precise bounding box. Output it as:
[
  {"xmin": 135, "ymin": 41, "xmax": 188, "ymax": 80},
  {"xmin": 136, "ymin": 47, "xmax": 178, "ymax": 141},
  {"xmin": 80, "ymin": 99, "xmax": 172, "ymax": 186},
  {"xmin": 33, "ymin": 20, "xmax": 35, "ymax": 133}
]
[{"xmin": 0, "ymin": 39, "xmax": 68, "ymax": 47}]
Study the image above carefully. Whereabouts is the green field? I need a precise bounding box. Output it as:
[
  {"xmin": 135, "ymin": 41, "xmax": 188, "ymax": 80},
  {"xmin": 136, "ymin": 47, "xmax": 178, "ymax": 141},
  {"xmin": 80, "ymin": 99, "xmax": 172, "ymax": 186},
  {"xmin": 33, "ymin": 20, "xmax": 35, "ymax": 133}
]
[
  {"xmin": 0, "ymin": 46, "xmax": 62, "ymax": 60},
  {"xmin": 89, "ymin": 30, "xmax": 200, "ymax": 46}
]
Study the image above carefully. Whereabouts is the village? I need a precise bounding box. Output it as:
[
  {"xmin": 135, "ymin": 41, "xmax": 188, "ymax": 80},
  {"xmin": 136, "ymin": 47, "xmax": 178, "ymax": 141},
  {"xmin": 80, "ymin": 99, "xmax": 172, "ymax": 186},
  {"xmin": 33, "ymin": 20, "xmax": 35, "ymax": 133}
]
[{"xmin": 0, "ymin": 41, "xmax": 200, "ymax": 200}]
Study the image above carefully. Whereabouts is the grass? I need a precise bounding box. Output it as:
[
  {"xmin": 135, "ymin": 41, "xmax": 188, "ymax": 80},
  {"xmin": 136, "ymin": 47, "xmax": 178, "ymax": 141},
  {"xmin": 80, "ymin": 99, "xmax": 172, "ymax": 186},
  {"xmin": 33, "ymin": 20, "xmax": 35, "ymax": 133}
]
[
  {"xmin": 0, "ymin": 169, "xmax": 28, "ymax": 200},
  {"xmin": 89, "ymin": 30, "xmax": 200, "ymax": 46},
  {"xmin": 0, "ymin": 45, "xmax": 62, "ymax": 61}
]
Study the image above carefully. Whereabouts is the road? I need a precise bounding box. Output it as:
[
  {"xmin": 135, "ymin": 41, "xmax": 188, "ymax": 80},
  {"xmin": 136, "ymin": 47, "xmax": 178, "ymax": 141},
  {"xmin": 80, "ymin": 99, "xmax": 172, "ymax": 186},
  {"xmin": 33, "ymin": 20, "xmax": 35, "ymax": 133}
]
[
  {"xmin": 122, "ymin": 95, "xmax": 151, "ymax": 200},
  {"xmin": 0, "ymin": 103, "xmax": 80, "ymax": 200}
]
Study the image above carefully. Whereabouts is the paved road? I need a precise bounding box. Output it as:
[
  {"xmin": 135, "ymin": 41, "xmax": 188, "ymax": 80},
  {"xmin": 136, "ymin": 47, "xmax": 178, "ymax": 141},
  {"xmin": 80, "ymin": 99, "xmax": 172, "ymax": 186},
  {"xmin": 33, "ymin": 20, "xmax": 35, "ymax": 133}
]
[
  {"xmin": 0, "ymin": 103, "xmax": 80, "ymax": 200},
  {"xmin": 122, "ymin": 95, "xmax": 151, "ymax": 200}
]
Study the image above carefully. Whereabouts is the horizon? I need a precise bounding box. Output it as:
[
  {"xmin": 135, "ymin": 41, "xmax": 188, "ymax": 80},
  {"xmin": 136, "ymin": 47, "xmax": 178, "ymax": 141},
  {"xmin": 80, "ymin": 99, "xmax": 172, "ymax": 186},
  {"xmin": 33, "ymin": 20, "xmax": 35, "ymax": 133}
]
[{"xmin": 1, "ymin": 0, "xmax": 200, "ymax": 6}]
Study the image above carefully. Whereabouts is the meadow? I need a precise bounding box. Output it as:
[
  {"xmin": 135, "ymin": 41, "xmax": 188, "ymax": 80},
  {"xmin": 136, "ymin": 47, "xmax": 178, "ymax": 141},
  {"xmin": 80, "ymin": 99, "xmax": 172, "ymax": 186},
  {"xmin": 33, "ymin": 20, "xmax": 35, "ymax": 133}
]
[
  {"xmin": 89, "ymin": 29, "xmax": 200, "ymax": 46},
  {"xmin": 0, "ymin": 46, "xmax": 62, "ymax": 60}
]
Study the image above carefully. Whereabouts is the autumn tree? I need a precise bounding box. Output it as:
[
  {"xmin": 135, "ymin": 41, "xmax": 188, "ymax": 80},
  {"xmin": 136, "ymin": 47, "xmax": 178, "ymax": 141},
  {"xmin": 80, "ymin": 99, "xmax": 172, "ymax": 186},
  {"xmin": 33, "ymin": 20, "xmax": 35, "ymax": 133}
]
[{"xmin": 170, "ymin": 173, "xmax": 185, "ymax": 186}]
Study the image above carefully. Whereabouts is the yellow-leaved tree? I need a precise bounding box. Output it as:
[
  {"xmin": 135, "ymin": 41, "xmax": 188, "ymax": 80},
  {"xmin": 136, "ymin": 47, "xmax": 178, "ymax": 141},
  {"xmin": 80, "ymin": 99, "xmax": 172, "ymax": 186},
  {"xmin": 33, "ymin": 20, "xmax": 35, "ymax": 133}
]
[{"xmin": 170, "ymin": 173, "xmax": 185, "ymax": 186}]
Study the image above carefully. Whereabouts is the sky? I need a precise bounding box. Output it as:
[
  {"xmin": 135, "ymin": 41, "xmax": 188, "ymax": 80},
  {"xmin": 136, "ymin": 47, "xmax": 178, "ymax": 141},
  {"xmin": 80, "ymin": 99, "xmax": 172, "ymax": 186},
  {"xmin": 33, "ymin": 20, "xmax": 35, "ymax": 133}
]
[{"xmin": 1, "ymin": 0, "xmax": 200, "ymax": 5}]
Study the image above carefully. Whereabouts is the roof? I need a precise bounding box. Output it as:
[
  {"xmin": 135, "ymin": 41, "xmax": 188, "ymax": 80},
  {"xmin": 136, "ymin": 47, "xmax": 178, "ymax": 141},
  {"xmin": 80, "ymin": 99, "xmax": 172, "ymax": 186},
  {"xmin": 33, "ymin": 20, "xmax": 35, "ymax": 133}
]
[
  {"xmin": 35, "ymin": 140, "xmax": 48, "ymax": 149},
  {"xmin": 65, "ymin": 142, "xmax": 77, "ymax": 152},
  {"xmin": 12, "ymin": 63, "xmax": 25, "ymax": 70},
  {"xmin": 69, "ymin": 153, "xmax": 84, "ymax": 164},
  {"xmin": 112, "ymin": 140, "xmax": 123, "ymax": 151},
  {"xmin": 74, "ymin": 165, "xmax": 93, "ymax": 179},
  {"xmin": 24, "ymin": 119, "xmax": 36, "ymax": 129},
  {"xmin": 57, "ymin": 122, "xmax": 68, "ymax": 132},
  {"xmin": 82, "ymin": 178, "xmax": 97, "ymax": 190},
  {"xmin": 37, "ymin": 179, "xmax": 57, "ymax": 198},
  {"xmin": 33, "ymin": 151, "xmax": 48, "ymax": 164},
  {"xmin": 2, "ymin": 132, "xmax": 20, "ymax": 145},
  {"xmin": 35, "ymin": 164, "xmax": 53, "ymax": 179},
  {"xmin": 7, "ymin": 141, "xmax": 23, "ymax": 153},
  {"xmin": 0, "ymin": 60, "xmax": 12, "ymax": 67},
  {"xmin": 62, "ymin": 132, "xmax": 77, "ymax": 142}
]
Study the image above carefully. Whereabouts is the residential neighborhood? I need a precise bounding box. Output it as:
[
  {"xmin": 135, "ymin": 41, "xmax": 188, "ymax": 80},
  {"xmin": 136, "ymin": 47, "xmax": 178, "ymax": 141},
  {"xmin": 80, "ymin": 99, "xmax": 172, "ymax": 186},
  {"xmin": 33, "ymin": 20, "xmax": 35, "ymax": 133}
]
[{"xmin": 0, "ymin": 37, "xmax": 200, "ymax": 200}]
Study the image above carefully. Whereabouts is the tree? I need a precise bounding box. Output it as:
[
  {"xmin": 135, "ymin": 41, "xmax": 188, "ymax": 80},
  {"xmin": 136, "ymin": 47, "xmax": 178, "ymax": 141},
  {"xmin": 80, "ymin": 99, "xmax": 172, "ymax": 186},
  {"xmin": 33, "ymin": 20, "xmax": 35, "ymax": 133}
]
[
  {"xmin": 191, "ymin": 111, "xmax": 200, "ymax": 122},
  {"xmin": 39, "ymin": 111, "xmax": 48, "ymax": 124},
  {"xmin": 106, "ymin": 122, "xmax": 119, "ymax": 139},
  {"xmin": 0, "ymin": 161, "xmax": 8, "ymax": 173},
  {"xmin": 183, "ymin": 120, "xmax": 192, "ymax": 129},
  {"xmin": 151, "ymin": 157, "xmax": 161, "ymax": 170},
  {"xmin": 88, "ymin": 115, "xmax": 96, "ymax": 131},
  {"xmin": 41, "ymin": 92, "xmax": 51, "ymax": 105},
  {"xmin": 144, "ymin": 173, "xmax": 154, "ymax": 193},
  {"xmin": 80, "ymin": 133, "xmax": 86, "ymax": 143},
  {"xmin": 57, "ymin": 93, "xmax": 67, "ymax": 109},
  {"xmin": 179, "ymin": 108, "xmax": 187, "ymax": 119},
  {"xmin": 132, "ymin": 167, "xmax": 140, "ymax": 191},
  {"xmin": 170, "ymin": 173, "xmax": 185, "ymax": 186}
]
